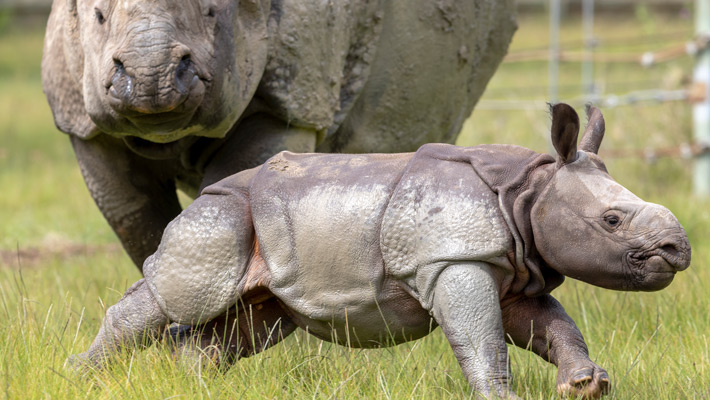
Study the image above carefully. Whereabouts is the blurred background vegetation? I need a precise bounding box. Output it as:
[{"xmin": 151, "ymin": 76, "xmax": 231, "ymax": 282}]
[{"xmin": 0, "ymin": 2, "xmax": 708, "ymax": 399}]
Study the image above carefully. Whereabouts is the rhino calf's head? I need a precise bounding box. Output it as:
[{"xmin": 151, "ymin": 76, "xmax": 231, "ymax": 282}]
[{"xmin": 532, "ymin": 104, "xmax": 690, "ymax": 291}]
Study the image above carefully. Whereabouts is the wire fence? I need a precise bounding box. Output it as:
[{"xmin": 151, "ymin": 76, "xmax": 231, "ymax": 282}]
[
  {"xmin": 501, "ymin": 33, "xmax": 710, "ymax": 65},
  {"xmin": 476, "ymin": 4, "xmax": 710, "ymax": 169}
]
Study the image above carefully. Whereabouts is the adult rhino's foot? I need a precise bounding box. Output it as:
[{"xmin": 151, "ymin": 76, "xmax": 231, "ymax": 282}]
[{"xmin": 556, "ymin": 359, "xmax": 610, "ymax": 399}]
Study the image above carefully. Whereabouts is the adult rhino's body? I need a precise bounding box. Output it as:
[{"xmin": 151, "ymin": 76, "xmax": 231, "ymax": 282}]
[
  {"xmin": 70, "ymin": 105, "xmax": 691, "ymax": 399},
  {"xmin": 42, "ymin": 0, "xmax": 516, "ymax": 270}
]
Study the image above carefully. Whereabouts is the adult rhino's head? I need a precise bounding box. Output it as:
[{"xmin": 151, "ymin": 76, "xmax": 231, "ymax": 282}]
[
  {"xmin": 532, "ymin": 104, "xmax": 690, "ymax": 291},
  {"xmin": 43, "ymin": 0, "xmax": 269, "ymax": 147}
]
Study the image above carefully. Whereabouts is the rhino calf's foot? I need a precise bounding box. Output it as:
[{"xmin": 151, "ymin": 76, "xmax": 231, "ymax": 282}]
[
  {"xmin": 67, "ymin": 279, "xmax": 169, "ymax": 373},
  {"xmin": 556, "ymin": 359, "xmax": 610, "ymax": 399},
  {"xmin": 500, "ymin": 293, "xmax": 612, "ymax": 399}
]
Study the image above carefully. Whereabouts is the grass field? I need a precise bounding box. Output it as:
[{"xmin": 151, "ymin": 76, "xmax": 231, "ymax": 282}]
[{"xmin": 1, "ymin": 8, "xmax": 709, "ymax": 399}]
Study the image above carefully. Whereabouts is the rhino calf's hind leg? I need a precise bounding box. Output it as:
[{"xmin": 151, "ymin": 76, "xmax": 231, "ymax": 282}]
[
  {"xmin": 68, "ymin": 279, "xmax": 169, "ymax": 372},
  {"xmin": 172, "ymin": 298, "xmax": 297, "ymax": 369}
]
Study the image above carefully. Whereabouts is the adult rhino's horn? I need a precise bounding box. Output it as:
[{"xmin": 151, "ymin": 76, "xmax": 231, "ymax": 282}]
[{"xmin": 579, "ymin": 104, "xmax": 605, "ymax": 154}]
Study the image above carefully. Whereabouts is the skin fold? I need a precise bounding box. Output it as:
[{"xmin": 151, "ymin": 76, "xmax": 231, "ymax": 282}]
[
  {"xmin": 68, "ymin": 104, "xmax": 690, "ymax": 399},
  {"xmin": 42, "ymin": 0, "xmax": 517, "ymax": 270}
]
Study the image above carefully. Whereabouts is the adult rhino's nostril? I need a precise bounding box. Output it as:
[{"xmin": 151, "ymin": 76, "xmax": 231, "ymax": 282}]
[
  {"xmin": 109, "ymin": 57, "xmax": 134, "ymax": 106},
  {"xmin": 113, "ymin": 57, "xmax": 125, "ymax": 72}
]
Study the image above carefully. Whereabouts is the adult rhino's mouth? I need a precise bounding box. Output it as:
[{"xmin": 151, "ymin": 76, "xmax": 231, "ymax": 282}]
[
  {"xmin": 125, "ymin": 110, "xmax": 200, "ymax": 138},
  {"xmin": 123, "ymin": 135, "xmax": 198, "ymax": 160}
]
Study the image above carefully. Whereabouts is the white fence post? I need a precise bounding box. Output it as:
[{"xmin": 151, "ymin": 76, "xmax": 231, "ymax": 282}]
[
  {"xmin": 548, "ymin": 0, "xmax": 561, "ymax": 104},
  {"xmin": 693, "ymin": 0, "xmax": 710, "ymax": 196},
  {"xmin": 582, "ymin": 0, "xmax": 596, "ymax": 101}
]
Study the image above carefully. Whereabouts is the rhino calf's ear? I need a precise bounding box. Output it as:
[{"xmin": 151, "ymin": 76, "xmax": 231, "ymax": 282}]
[
  {"xmin": 579, "ymin": 104, "xmax": 605, "ymax": 154},
  {"xmin": 550, "ymin": 103, "xmax": 580, "ymax": 164}
]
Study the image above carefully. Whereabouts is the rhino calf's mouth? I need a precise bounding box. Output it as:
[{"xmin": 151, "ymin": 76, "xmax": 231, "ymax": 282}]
[
  {"xmin": 628, "ymin": 238, "xmax": 690, "ymax": 273},
  {"xmin": 622, "ymin": 237, "xmax": 690, "ymax": 291}
]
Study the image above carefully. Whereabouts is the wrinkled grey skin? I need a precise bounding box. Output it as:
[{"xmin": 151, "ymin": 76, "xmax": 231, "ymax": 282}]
[
  {"xmin": 68, "ymin": 104, "xmax": 691, "ymax": 399},
  {"xmin": 42, "ymin": 0, "xmax": 517, "ymax": 271}
]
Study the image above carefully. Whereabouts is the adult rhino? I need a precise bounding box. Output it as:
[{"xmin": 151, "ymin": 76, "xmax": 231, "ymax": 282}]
[
  {"xmin": 42, "ymin": 0, "xmax": 516, "ymax": 270},
  {"xmin": 68, "ymin": 104, "xmax": 691, "ymax": 399}
]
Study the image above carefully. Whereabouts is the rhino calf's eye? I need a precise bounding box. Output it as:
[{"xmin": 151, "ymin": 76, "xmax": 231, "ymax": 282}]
[{"xmin": 604, "ymin": 214, "xmax": 621, "ymax": 228}]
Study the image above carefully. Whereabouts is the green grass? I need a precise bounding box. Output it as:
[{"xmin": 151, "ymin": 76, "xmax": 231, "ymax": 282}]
[{"xmin": 1, "ymin": 9, "xmax": 709, "ymax": 399}]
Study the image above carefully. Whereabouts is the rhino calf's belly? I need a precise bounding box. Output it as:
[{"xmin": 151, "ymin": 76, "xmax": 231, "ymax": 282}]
[{"xmin": 276, "ymin": 279, "xmax": 435, "ymax": 348}]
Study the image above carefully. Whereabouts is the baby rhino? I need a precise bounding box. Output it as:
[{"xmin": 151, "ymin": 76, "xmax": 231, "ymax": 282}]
[{"xmin": 69, "ymin": 104, "xmax": 690, "ymax": 399}]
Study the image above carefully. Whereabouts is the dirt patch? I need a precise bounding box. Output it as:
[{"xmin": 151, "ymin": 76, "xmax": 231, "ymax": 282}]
[{"xmin": 0, "ymin": 243, "xmax": 122, "ymax": 269}]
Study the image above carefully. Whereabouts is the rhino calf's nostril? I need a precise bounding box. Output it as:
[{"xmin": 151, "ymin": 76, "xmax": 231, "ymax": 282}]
[{"xmin": 660, "ymin": 244, "xmax": 680, "ymax": 258}]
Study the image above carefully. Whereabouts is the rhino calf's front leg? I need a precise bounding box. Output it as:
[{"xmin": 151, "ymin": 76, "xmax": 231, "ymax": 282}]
[
  {"xmin": 430, "ymin": 263, "xmax": 520, "ymax": 399},
  {"xmin": 67, "ymin": 279, "xmax": 169, "ymax": 372},
  {"xmin": 502, "ymin": 294, "xmax": 610, "ymax": 399}
]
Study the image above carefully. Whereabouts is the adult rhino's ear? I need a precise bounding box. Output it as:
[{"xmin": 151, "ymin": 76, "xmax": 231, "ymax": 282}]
[
  {"xmin": 42, "ymin": 0, "xmax": 100, "ymax": 139},
  {"xmin": 550, "ymin": 103, "xmax": 580, "ymax": 164},
  {"xmin": 579, "ymin": 104, "xmax": 605, "ymax": 154}
]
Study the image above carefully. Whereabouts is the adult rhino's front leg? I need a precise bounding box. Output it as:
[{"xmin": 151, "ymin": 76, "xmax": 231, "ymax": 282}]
[
  {"xmin": 501, "ymin": 294, "xmax": 610, "ymax": 399},
  {"xmin": 71, "ymin": 135, "xmax": 182, "ymax": 271},
  {"xmin": 430, "ymin": 263, "xmax": 520, "ymax": 399},
  {"xmin": 200, "ymin": 112, "xmax": 318, "ymax": 190}
]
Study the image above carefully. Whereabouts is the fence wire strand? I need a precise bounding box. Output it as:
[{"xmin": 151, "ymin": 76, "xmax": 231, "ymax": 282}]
[{"xmin": 481, "ymin": 25, "xmax": 709, "ymax": 163}]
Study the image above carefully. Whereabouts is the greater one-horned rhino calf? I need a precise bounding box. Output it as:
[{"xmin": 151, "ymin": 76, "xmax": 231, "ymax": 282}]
[{"xmin": 69, "ymin": 104, "xmax": 690, "ymax": 399}]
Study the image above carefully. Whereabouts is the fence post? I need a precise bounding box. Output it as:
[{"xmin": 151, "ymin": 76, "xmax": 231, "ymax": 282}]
[
  {"xmin": 582, "ymin": 0, "xmax": 596, "ymax": 100},
  {"xmin": 694, "ymin": 0, "xmax": 710, "ymax": 196},
  {"xmin": 548, "ymin": 0, "xmax": 561, "ymax": 104},
  {"xmin": 547, "ymin": 0, "xmax": 561, "ymax": 153}
]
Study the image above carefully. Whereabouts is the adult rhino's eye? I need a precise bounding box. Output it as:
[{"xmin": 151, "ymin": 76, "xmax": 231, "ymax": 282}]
[{"xmin": 95, "ymin": 8, "xmax": 106, "ymax": 25}]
